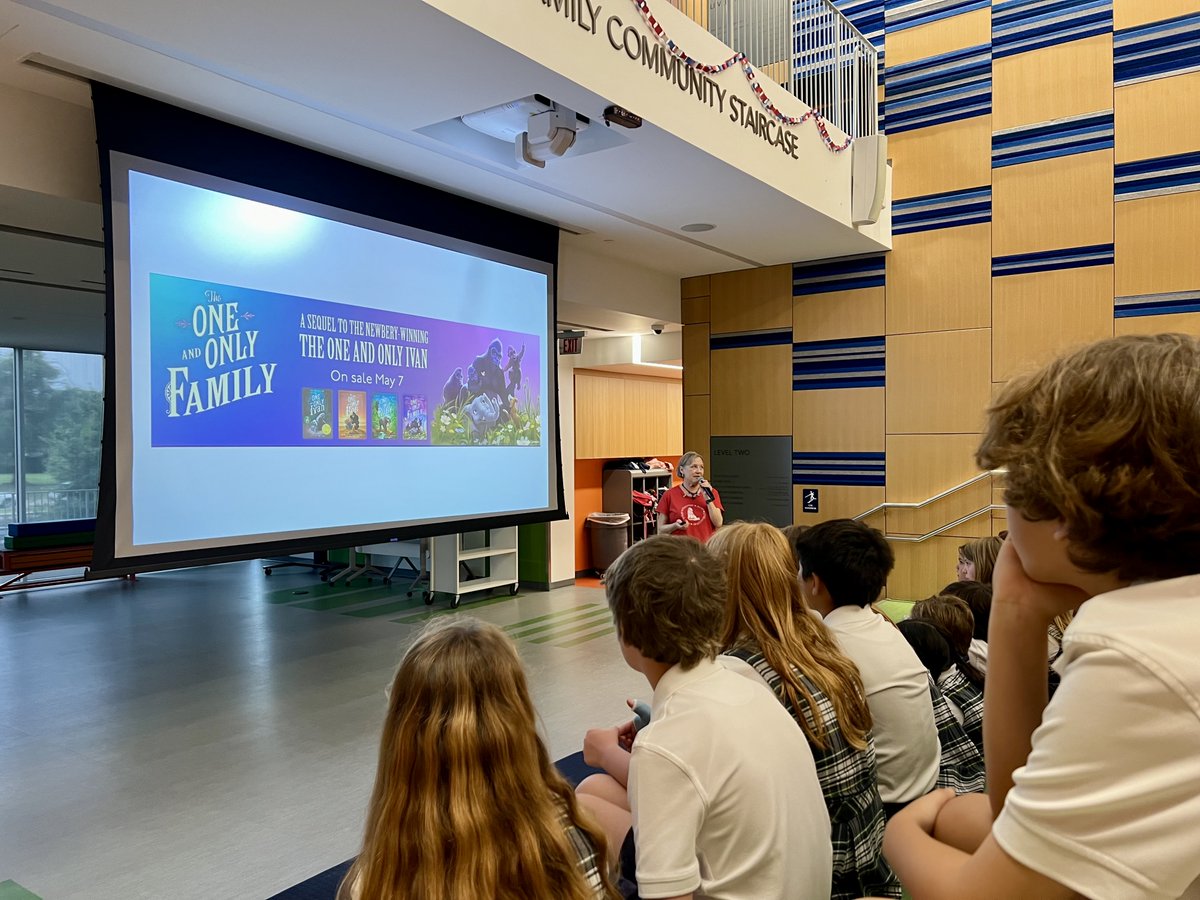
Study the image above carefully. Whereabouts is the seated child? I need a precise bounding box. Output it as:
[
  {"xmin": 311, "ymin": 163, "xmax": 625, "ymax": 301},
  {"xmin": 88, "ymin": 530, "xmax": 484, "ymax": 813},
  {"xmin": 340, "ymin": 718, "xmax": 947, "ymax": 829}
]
[
  {"xmin": 710, "ymin": 522, "xmax": 899, "ymax": 900},
  {"xmin": 577, "ymin": 535, "xmax": 832, "ymax": 899},
  {"xmin": 780, "ymin": 523, "xmax": 810, "ymax": 573},
  {"xmin": 939, "ymin": 580, "xmax": 992, "ymax": 673},
  {"xmin": 885, "ymin": 334, "xmax": 1200, "ymax": 899},
  {"xmin": 899, "ymin": 616, "xmax": 985, "ymax": 760},
  {"xmin": 909, "ymin": 595, "xmax": 985, "ymax": 751},
  {"xmin": 795, "ymin": 520, "xmax": 941, "ymax": 814},
  {"xmin": 957, "ymin": 536, "xmax": 1002, "ymax": 584},
  {"xmin": 339, "ymin": 617, "xmax": 617, "ymax": 900}
]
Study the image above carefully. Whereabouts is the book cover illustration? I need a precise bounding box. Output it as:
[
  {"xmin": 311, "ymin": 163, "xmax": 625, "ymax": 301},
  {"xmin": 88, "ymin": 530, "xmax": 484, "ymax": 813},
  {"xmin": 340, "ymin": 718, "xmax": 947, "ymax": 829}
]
[
  {"xmin": 432, "ymin": 337, "xmax": 540, "ymax": 446},
  {"xmin": 371, "ymin": 393, "xmax": 398, "ymax": 440},
  {"xmin": 302, "ymin": 388, "xmax": 333, "ymax": 439},
  {"xmin": 338, "ymin": 390, "xmax": 367, "ymax": 440},
  {"xmin": 402, "ymin": 394, "xmax": 429, "ymax": 441}
]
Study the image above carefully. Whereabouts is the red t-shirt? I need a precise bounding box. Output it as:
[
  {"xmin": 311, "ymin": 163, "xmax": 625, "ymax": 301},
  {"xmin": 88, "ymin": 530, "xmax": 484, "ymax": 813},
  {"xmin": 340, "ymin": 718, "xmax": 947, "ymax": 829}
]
[{"xmin": 659, "ymin": 483, "xmax": 723, "ymax": 543}]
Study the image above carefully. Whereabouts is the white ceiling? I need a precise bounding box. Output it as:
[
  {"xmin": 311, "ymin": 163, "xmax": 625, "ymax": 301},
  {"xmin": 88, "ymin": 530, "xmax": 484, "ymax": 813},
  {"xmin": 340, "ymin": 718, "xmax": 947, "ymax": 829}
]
[{"xmin": 0, "ymin": 0, "xmax": 880, "ymax": 352}]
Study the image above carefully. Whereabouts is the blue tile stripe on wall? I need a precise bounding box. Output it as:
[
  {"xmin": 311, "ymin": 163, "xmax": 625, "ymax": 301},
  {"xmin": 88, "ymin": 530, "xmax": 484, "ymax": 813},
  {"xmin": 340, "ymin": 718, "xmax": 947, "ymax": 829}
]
[
  {"xmin": 992, "ymin": 243, "xmax": 1114, "ymax": 276},
  {"xmin": 1115, "ymin": 290, "xmax": 1200, "ymax": 318},
  {"xmin": 993, "ymin": 0, "xmax": 1112, "ymax": 59},
  {"xmin": 991, "ymin": 111, "xmax": 1114, "ymax": 167},
  {"xmin": 793, "ymin": 256, "xmax": 887, "ymax": 295},
  {"xmin": 793, "ymin": 452, "xmax": 886, "ymax": 486},
  {"xmin": 1115, "ymin": 150, "xmax": 1200, "ymax": 201},
  {"xmin": 885, "ymin": 0, "xmax": 989, "ymax": 33},
  {"xmin": 892, "ymin": 186, "xmax": 992, "ymax": 234},
  {"xmin": 793, "ymin": 336, "xmax": 885, "ymax": 390},
  {"xmin": 710, "ymin": 329, "xmax": 794, "ymax": 351},
  {"xmin": 1115, "ymin": 11, "xmax": 1200, "ymax": 86},
  {"xmin": 884, "ymin": 44, "xmax": 992, "ymax": 133}
]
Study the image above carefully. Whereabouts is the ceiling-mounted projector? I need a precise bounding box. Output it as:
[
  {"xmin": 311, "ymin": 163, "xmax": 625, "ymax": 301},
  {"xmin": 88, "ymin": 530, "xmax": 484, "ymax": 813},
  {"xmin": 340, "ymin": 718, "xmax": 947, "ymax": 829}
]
[
  {"xmin": 518, "ymin": 105, "xmax": 586, "ymax": 167},
  {"xmin": 460, "ymin": 94, "xmax": 589, "ymax": 169}
]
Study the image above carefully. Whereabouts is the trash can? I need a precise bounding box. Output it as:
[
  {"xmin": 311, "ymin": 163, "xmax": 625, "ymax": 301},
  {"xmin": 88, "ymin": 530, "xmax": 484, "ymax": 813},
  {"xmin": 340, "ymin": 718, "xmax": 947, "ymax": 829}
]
[{"xmin": 586, "ymin": 512, "xmax": 630, "ymax": 573}]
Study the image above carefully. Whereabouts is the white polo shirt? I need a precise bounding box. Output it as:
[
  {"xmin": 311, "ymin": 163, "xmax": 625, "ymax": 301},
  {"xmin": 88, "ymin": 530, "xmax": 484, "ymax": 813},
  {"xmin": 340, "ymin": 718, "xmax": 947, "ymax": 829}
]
[
  {"xmin": 823, "ymin": 604, "xmax": 939, "ymax": 804},
  {"xmin": 628, "ymin": 657, "xmax": 832, "ymax": 900},
  {"xmin": 994, "ymin": 575, "xmax": 1200, "ymax": 900},
  {"xmin": 969, "ymin": 637, "xmax": 988, "ymax": 674}
]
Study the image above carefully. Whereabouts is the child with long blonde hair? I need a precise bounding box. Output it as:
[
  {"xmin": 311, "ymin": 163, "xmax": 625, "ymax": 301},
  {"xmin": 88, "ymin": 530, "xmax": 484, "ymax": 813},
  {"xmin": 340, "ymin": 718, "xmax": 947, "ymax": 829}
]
[
  {"xmin": 339, "ymin": 617, "xmax": 617, "ymax": 900},
  {"xmin": 709, "ymin": 522, "xmax": 899, "ymax": 900}
]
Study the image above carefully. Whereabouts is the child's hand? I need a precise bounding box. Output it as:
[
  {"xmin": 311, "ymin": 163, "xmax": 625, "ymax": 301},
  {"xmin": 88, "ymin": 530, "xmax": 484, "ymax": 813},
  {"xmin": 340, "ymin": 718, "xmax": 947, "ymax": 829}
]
[
  {"xmin": 583, "ymin": 725, "xmax": 629, "ymax": 769},
  {"xmin": 616, "ymin": 717, "xmax": 637, "ymax": 752},
  {"xmin": 994, "ymin": 539, "xmax": 1088, "ymax": 621}
]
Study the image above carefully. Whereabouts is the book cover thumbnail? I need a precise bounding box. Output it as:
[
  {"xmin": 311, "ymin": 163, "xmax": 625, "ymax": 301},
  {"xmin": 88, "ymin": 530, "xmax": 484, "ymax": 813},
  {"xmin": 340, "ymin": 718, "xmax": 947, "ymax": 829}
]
[
  {"xmin": 371, "ymin": 393, "xmax": 398, "ymax": 440},
  {"xmin": 403, "ymin": 394, "xmax": 429, "ymax": 441},
  {"xmin": 302, "ymin": 388, "xmax": 333, "ymax": 439},
  {"xmin": 337, "ymin": 390, "xmax": 367, "ymax": 440}
]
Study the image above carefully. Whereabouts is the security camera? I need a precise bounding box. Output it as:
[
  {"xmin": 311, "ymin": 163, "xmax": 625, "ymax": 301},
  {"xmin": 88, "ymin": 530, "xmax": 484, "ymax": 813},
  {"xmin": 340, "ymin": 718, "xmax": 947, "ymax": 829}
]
[{"xmin": 651, "ymin": 322, "xmax": 665, "ymax": 335}]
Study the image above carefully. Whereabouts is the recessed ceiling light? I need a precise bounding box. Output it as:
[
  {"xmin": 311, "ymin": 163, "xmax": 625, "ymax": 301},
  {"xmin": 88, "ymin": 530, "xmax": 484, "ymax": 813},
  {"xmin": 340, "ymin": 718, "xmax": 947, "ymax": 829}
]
[{"xmin": 680, "ymin": 223, "xmax": 715, "ymax": 232}]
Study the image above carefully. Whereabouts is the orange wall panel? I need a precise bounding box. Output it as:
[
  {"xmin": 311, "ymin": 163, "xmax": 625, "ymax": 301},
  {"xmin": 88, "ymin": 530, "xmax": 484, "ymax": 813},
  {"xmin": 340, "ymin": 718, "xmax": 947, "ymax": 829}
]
[{"xmin": 573, "ymin": 459, "xmax": 607, "ymax": 574}]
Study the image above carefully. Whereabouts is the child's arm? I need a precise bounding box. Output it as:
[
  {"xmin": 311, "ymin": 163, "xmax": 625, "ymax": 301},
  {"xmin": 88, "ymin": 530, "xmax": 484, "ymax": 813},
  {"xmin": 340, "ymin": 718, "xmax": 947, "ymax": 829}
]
[
  {"xmin": 583, "ymin": 720, "xmax": 636, "ymax": 788},
  {"xmin": 884, "ymin": 790, "xmax": 1076, "ymax": 900},
  {"xmin": 932, "ymin": 792, "xmax": 993, "ymax": 853},
  {"xmin": 985, "ymin": 541, "xmax": 1087, "ymax": 815}
]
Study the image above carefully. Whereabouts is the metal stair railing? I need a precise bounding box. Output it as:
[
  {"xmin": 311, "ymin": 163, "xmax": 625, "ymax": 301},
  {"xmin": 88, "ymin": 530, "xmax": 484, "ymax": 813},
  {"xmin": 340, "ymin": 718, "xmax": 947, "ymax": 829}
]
[
  {"xmin": 854, "ymin": 469, "xmax": 1005, "ymax": 543},
  {"xmin": 665, "ymin": 0, "xmax": 879, "ymax": 139}
]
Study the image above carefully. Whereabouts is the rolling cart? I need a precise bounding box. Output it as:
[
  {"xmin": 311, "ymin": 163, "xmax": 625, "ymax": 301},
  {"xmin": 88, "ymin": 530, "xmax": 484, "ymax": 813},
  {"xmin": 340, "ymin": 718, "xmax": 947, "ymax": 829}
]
[{"xmin": 429, "ymin": 527, "xmax": 519, "ymax": 609}]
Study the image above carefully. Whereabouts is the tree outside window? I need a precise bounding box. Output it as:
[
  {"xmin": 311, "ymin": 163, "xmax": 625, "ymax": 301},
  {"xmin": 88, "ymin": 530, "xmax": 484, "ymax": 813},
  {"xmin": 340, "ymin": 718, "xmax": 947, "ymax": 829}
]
[
  {"xmin": 0, "ymin": 348, "xmax": 14, "ymax": 528},
  {"xmin": 3, "ymin": 349, "xmax": 104, "ymax": 525}
]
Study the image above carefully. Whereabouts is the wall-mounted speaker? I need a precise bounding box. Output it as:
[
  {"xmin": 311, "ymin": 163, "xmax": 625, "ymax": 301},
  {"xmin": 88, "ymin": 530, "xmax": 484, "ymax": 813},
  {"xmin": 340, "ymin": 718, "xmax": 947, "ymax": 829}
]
[{"xmin": 851, "ymin": 133, "xmax": 888, "ymax": 226}]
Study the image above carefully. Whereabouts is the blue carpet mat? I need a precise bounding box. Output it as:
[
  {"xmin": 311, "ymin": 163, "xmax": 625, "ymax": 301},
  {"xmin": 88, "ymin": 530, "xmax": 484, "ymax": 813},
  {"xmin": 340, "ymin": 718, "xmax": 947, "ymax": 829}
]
[{"xmin": 266, "ymin": 751, "xmax": 603, "ymax": 899}]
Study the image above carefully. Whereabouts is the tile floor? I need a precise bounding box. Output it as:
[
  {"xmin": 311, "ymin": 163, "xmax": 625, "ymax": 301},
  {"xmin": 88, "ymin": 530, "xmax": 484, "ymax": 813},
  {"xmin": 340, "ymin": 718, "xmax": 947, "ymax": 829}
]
[{"xmin": 0, "ymin": 562, "xmax": 644, "ymax": 900}]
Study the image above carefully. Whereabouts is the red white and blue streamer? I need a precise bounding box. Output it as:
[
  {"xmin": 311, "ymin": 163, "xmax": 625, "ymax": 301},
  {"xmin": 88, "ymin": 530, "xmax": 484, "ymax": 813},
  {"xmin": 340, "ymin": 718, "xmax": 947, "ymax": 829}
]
[{"xmin": 628, "ymin": 0, "xmax": 855, "ymax": 152}]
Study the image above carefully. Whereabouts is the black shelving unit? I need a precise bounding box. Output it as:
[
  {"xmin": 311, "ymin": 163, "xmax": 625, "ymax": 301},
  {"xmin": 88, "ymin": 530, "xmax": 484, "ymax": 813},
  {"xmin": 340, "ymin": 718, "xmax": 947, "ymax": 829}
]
[{"xmin": 602, "ymin": 467, "xmax": 674, "ymax": 547}]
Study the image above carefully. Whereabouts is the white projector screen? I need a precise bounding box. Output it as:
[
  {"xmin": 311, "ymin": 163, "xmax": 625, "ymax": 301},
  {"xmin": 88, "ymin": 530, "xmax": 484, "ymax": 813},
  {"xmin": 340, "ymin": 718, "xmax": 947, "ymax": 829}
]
[{"xmin": 102, "ymin": 152, "xmax": 559, "ymax": 569}]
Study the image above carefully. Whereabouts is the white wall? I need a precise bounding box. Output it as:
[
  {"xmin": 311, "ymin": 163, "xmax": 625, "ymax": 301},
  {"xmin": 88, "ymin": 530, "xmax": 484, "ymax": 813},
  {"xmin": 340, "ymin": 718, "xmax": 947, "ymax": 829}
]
[
  {"xmin": 550, "ymin": 240, "xmax": 683, "ymax": 582},
  {"xmin": 551, "ymin": 351, "xmax": 580, "ymax": 583},
  {"xmin": 426, "ymin": 0, "xmax": 858, "ymax": 223},
  {"xmin": 0, "ymin": 84, "xmax": 98, "ymax": 204},
  {"xmin": 559, "ymin": 236, "xmax": 680, "ymax": 324}
]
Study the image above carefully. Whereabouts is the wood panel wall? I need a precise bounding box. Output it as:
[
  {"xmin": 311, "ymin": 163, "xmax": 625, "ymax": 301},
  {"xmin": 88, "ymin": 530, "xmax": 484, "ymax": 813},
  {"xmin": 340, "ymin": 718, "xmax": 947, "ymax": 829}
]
[
  {"xmin": 574, "ymin": 370, "xmax": 683, "ymax": 460},
  {"xmin": 680, "ymin": 1, "xmax": 1200, "ymax": 598}
]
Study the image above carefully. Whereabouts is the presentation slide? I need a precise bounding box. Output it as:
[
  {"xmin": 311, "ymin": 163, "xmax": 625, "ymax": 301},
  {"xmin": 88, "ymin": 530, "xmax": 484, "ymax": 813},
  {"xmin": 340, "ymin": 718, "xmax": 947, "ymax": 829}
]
[{"xmin": 110, "ymin": 158, "xmax": 555, "ymax": 558}]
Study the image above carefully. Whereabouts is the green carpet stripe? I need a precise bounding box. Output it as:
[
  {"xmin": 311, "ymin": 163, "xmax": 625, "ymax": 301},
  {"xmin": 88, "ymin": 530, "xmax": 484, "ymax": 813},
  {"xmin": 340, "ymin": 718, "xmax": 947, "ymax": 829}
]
[
  {"xmin": 392, "ymin": 593, "xmax": 515, "ymax": 625},
  {"xmin": 291, "ymin": 586, "xmax": 395, "ymax": 611},
  {"xmin": 877, "ymin": 599, "xmax": 915, "ymax": 623},
  {"xmin": 264, "ymin": 582, "xmax": 384, "ymax": 605},
  {"xmin": 0, "ymin": 881, "xmax": 43, "ymax": 900},
  {"xmin": 502, "ymin": 603, "xmax": 601, "ymax": 633},
  {"xmin": 554, "ymin": 625, "xmax": 617, "ymax": 648},
  {"xmin": 341, "ymin": 595, "xmax": 430, "ymax": 618},
  {"xmin": 529, "ymin": 617, "xmax": 618, "ymax": 644},
  {"xmin": 508, "ymin": 607, "xmax": 611, "ymax": 639}
]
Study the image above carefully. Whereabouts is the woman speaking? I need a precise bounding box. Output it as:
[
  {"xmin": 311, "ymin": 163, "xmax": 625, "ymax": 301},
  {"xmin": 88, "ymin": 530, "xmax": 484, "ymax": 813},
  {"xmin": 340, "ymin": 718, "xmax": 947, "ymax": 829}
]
[{"xmin": 657, "ymin": 450, "xmax": 724, "ymax": 542}]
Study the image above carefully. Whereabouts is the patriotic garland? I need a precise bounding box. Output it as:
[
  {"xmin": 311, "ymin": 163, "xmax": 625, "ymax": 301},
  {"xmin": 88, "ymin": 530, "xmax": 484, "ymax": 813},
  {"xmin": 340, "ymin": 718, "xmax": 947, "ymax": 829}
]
[{"xmin": 628, "ymin": 0, "xmax": 854, "ymax": 153}]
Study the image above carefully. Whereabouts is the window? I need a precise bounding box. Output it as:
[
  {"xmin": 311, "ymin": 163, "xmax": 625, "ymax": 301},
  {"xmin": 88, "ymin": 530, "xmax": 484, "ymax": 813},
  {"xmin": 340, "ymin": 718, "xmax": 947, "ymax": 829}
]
[
  {"xmin": 0, "ymin": 348, "xmax": 13, "ymax": 528},
  {"xmin": 1, "ymin": 348, "xmax": 104, "ymax": 526}
]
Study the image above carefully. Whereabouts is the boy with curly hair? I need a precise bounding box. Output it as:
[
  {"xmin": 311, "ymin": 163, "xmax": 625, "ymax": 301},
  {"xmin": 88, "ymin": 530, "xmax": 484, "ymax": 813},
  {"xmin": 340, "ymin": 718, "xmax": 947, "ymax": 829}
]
[{"xmin": 885, "ymin": 334, "xmax": 1200, "ymax": 899}]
